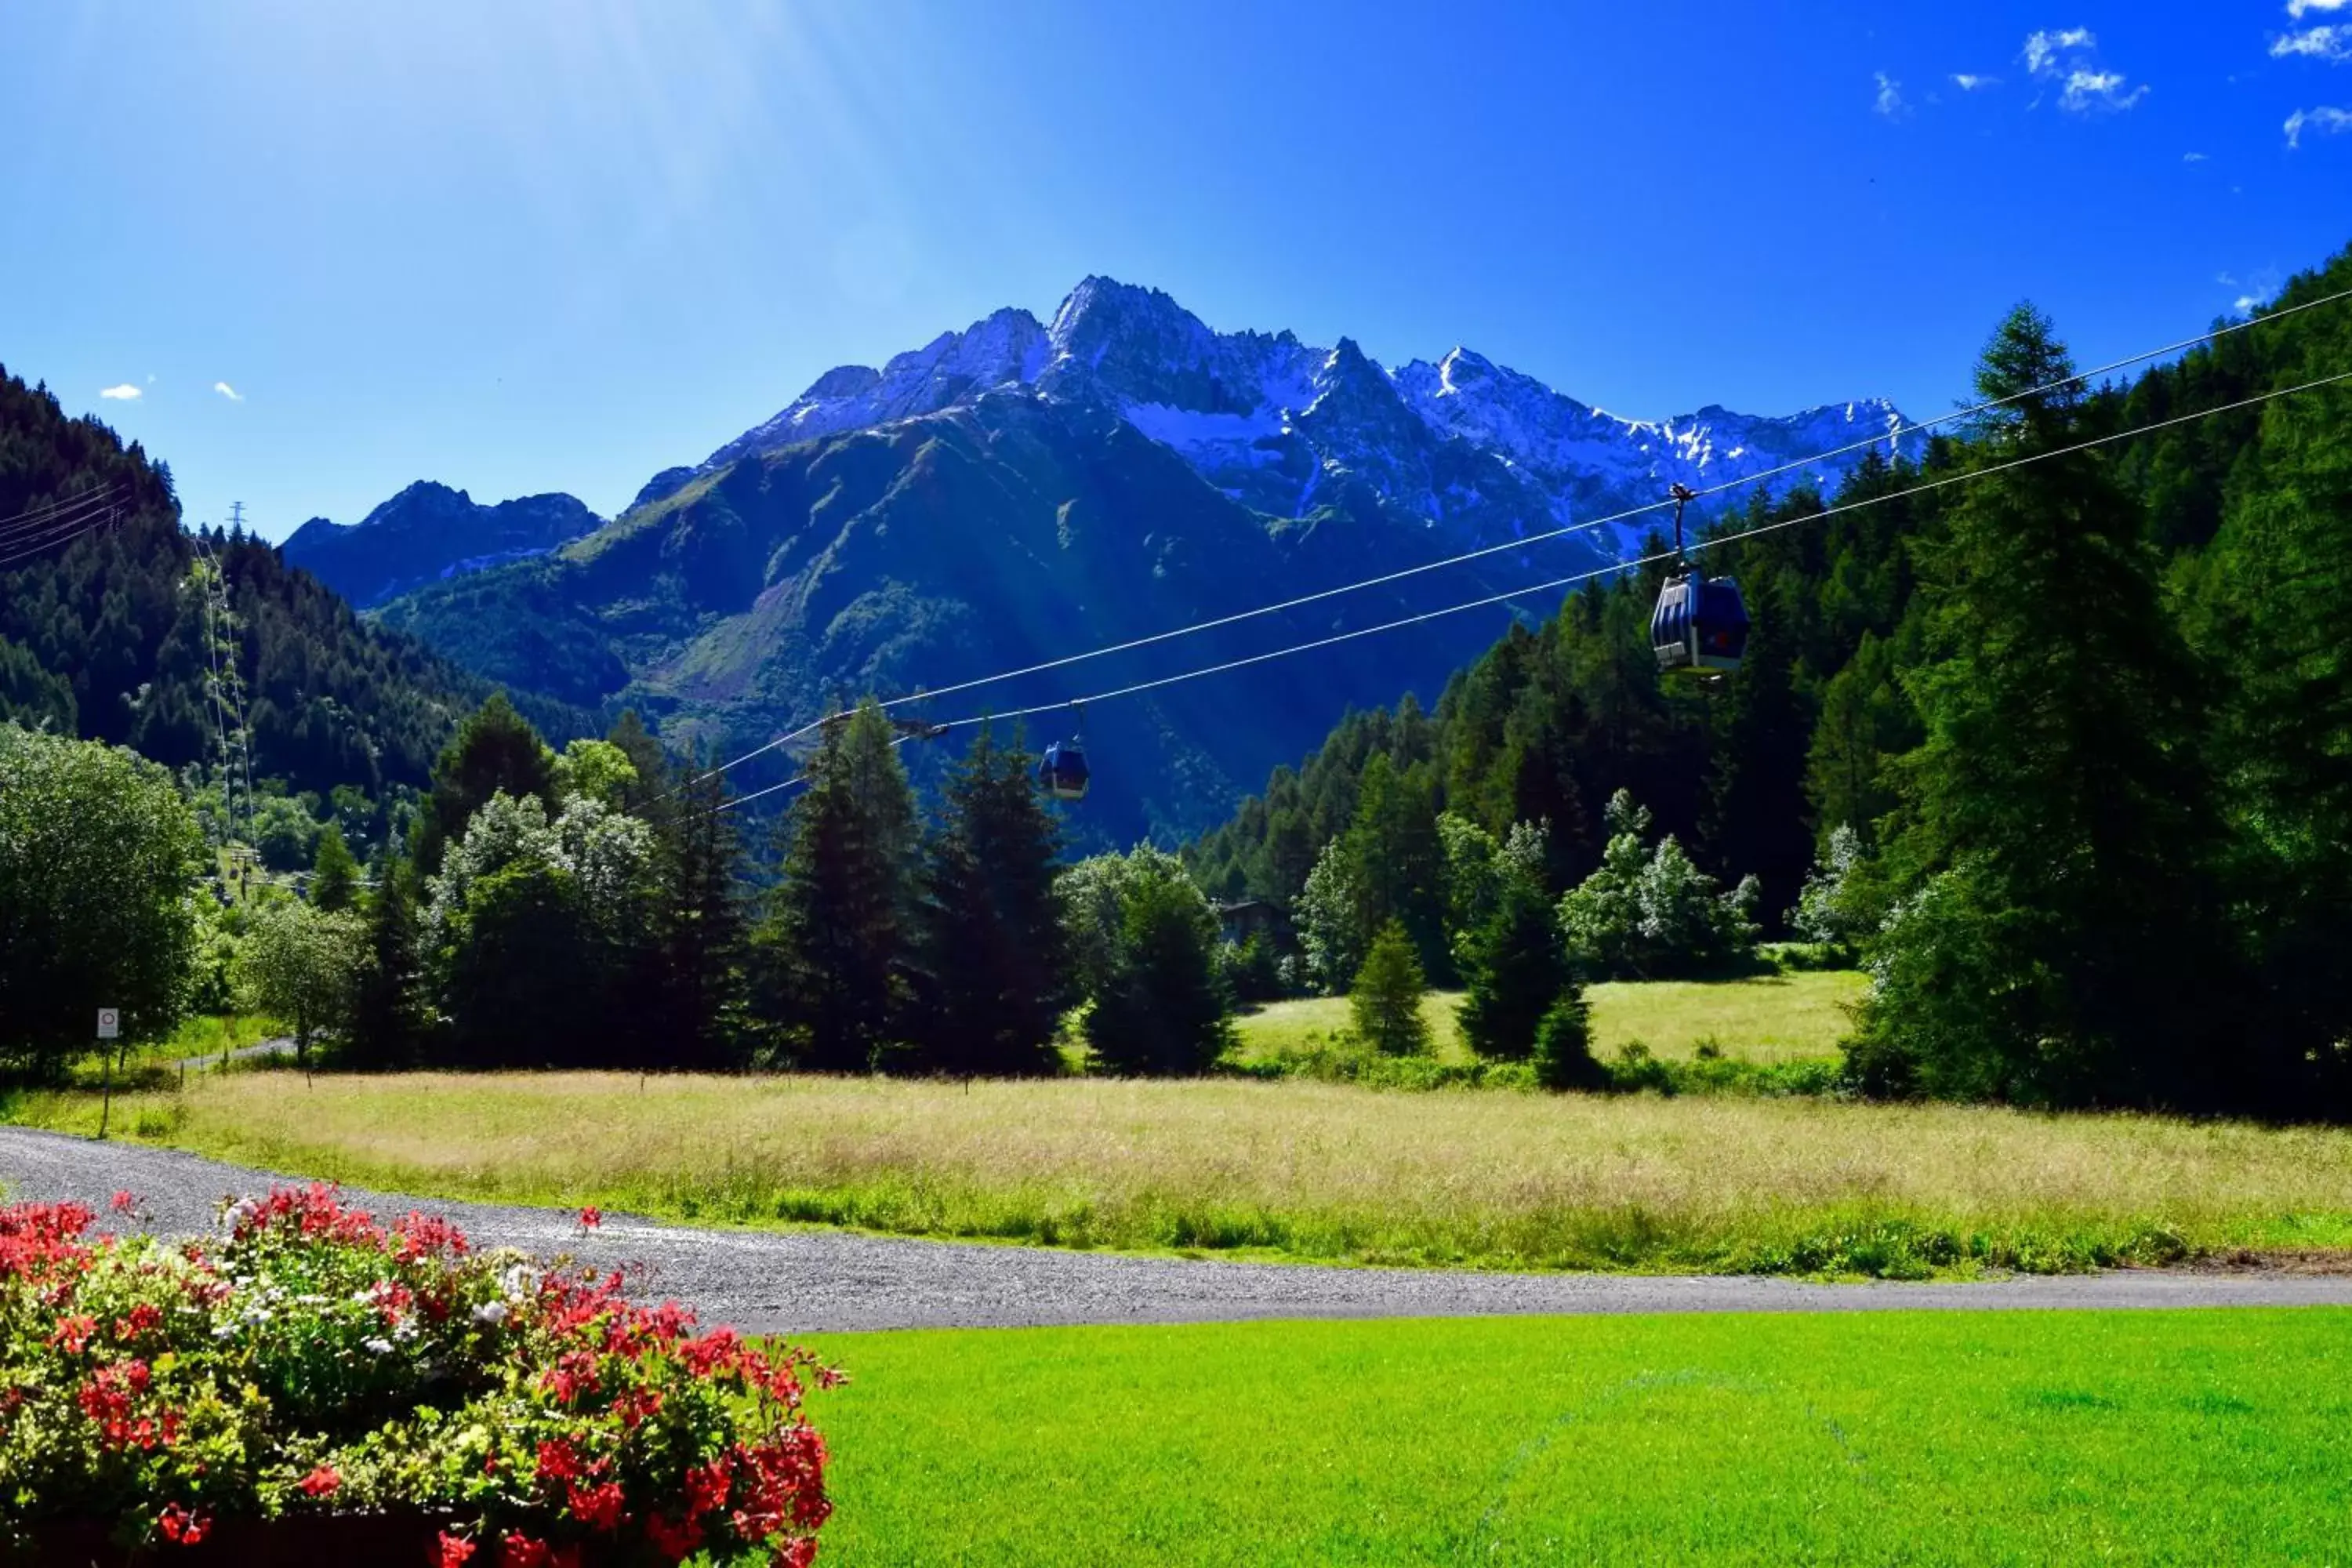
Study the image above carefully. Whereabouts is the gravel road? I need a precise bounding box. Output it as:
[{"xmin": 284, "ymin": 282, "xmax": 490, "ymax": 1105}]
[{"xmin": 6, "ymin": 1127, "xmax": 2350, "ymax": 1334}]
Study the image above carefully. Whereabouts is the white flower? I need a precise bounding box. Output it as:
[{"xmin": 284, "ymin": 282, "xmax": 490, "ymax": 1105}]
[
  {"xmin": 499, "ymin": 1265, "xmax": 540, "ymax": 1299},
  {"xmin": 364, "ymin": 1337, "xmax": 395, "ymax": 1355},
  {"xmin": 471, "ymin": 1301, "xmax": 509, "ymax": 1327}
]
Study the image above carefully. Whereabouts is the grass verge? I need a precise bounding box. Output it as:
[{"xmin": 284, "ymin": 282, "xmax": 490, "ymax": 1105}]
[
  {"xmin": 14, "ymin": 1073, "xmax": 2352, "ymax": 1276},
  {"xmin": 797, "ymin": 1308, "xmax": 2352, "ymax": 1566}
]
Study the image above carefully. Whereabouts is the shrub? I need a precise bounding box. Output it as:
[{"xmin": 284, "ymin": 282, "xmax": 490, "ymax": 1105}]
[
  {"xmin": 1349, "ymin": 922, "xmax": 1429, "ymax": 1056},
  {"xmin": 0, "ymin": 1188, "xmax": 837, "ymax": 1563},
  {"xmin": 1558, "ymin": 790, "xmax": 1762, "ymax": 980},
  {"xmin": 1788, "ymin": 823, "xmax": 1871, "ymax": 956}
]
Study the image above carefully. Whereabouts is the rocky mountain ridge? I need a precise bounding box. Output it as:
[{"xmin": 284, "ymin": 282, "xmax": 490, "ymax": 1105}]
[
  {"xmin": 661, "ymin": 277, "xmax": 1912, "ymax": 554},
  {"xmin": 282, "ymin": 482, "xmax": 602, "ymax": 609}
]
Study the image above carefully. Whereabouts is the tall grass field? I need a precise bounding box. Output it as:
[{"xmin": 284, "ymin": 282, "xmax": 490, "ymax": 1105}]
[
  {"xmin": 798, "ymin": 1308, "xmax": 2352, "ymax": 1565},
  {"xmin": 18, "ymin": 1069, "xmax": 2352, "ymax": 1275},
  {"xmin": 1231, "ymin": 971, "xmax": 1866, "ymax": 1069}
]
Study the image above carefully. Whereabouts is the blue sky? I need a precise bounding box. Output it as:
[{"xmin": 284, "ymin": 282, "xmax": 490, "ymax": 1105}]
[{"xmin": 1, "ymin": 1, "xmax": 2347, "ymax": 542}]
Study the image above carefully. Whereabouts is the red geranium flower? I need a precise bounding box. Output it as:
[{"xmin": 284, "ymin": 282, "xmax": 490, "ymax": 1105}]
[
  {"xmin": 109, "ymin": 1190, "xmax": 137, "ymax": 1214},
  {"xmin": 156, "ymin": 1504, "xmax": 210, "ymax": 1544},
  {"xmin": 578, "ymin": 1207, "xmax": 602, "ymax": 1230},
  {"xmin": 299, "ymin": 1464, "xmax": 342, "ymax": 1497},
  {"xmin": 437, "ymin": 1534, "xmax": 478, "ymax": 1567},
  {"xmin": 566, "ymin": 1479, "xmax": 624, "ymax": 1533}
]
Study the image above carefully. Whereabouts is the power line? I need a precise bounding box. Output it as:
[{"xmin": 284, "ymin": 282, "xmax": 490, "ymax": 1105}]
[
  {"xmin": 0, "ymin": 482, "xmax": 118, "ymax": 534},
  {"xmin": 687, "ymin": 284, "xmax": 2352, "ymax": 790},
  {"xmin": 712, "ymin": 361, "xmax": 2349, "ymax": 815},
  {"xmin": 0, "ymin": 485, "xmax": 122, "ymax": 544},
  {"xmin": 0, "ymin": 505, "xmax": 122, "ymax": 570}
]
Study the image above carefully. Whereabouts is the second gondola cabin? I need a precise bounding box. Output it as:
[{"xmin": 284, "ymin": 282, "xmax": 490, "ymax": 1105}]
[{"xmin": 1650, "ymin": 569, "xmax": 1751, "ymax": 675}]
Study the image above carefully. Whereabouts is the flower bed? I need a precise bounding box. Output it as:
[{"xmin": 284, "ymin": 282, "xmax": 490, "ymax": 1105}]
[{"xmin": 0, "ymin": 1188, "xmax": 837, "ymax": 1564}]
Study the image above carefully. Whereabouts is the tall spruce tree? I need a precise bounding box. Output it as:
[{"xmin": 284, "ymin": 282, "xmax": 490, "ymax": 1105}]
[
  {"xmin": 909, "ymin": 724, "xmax": 1072, "ymax": 1076},
  {"xmin": 757, "ymin": 700, "xmax": 920, "ymax": 1071},
  {"xmin": 346, "ymin": 858, "xmax": 427, "ymax": 1069},
  {"xmin": 1850, "ymin": 304, "xmax": 2230, "ymax": 1107},
  {"xmin": 651, "ymin": 750, "xmax": 750, "ymax": 1070}
]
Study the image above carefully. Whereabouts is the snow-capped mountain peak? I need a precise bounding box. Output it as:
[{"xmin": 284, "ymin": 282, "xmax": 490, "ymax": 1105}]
[{"xmin": 675, "ymin": 278, "xmax": 1912, "ymax": 557}]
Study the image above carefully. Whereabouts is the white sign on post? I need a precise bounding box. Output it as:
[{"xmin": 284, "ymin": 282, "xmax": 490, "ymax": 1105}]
[{"xmin": 96, "ymin": 1008, "xmax": 119, "ymax": 1040}]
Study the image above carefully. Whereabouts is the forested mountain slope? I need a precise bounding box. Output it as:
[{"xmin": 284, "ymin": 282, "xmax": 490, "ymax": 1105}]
[{"xmin": 0, "ymin": 368, "xmax": 571, "ymax": 797}]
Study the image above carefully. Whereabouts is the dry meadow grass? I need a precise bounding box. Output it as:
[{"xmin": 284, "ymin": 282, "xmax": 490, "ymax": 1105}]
[{"xmin": 25, "ymin": 1069, "xmax": 2352, "ymax": 1274}]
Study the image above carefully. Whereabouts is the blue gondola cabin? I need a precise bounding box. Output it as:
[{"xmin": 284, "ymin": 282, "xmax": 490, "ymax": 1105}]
[
  {"xmin": 1650, "ymin": 570, "xmax": 1751, "ymax": 675},
  {"xmin": 1038, "ymin": 739, "xmax": 1091, "ymax": 800}
]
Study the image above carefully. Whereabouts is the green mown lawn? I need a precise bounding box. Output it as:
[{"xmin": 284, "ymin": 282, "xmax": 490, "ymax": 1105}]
[{"xmin": 800, "ymin": 1308, "xmax": 2352, "ymax": 1566}]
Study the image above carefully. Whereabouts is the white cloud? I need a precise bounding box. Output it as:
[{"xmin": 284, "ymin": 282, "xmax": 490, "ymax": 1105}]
[
  {"xmin": 2288, "ymin": 0, "xmax": 2348, "ymax": 17},
  {"xmin": 2272, "ymin": 24, "xmax": 2350, "ymax": 60},
  {"xmin": 2236, "ymin": 295, "xmax": 2267, "ymax": 312},
  {"xmin": 2285, "ymin": 103, "xmax": 2352, "ymax": 145},
  {"xmin": 212, "ymin": 381, "xmax": 243, "ymax": 402},
  {"xmin": 1951, "ymin": 72, "xmax": 2000, "ymax": 91},
  {"xmin": 2184, "ymin": 151, "xmax": 2210, "ymax": 162},
  {"xmin": 1873, "ymin": 71, "xmax": 1908, "ymax": 117},
  {"xmin": 2060, "ymin": 68, "xmax": 2149, "ymax": 111},
  {"xmin": 2024, "ymin": 27, "xmax": 2096, "ymax": 77},
  {"xmin": 98, "ymin": 384, "xmax": 140, "ymax": 401}
]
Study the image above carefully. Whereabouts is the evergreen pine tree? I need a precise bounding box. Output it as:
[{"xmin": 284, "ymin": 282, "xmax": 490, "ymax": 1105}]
[
  {"xmin": 1083, "ymin": 855, "xmax": 1233, "ymax": 1076},
  {"xmin": 1531, "ymin": 991, "xmax": 1601, "ymax": 1090},
  {"xmin": 346, "ymin": 858, "xmax": 427, "ymax": 1069},
  {"xmin": 757, "ymin": 701, "xmax": 920, "ymax": 1071},
  {"xmin": 309, "ymin": 823, "xmax": 360, "ymax": 912},
  {"xmin": 909, "ymin": 724, "xmax": 1073, "ymax": 1076},
  {"xmin": 1851, "ymin": 304, "xmax": 2229, "ymax": 1107},
  {"xmin": 1457, "ymin": 876, "xmax": 1573, "ymax": 1062},
  {"xmin": 1350, "ymin": 920, "xmax": 1430, "ymax": 1055},
  {"xmin": 649, "ymin": 751, "xmax": 750, "ymax": 1070}
]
